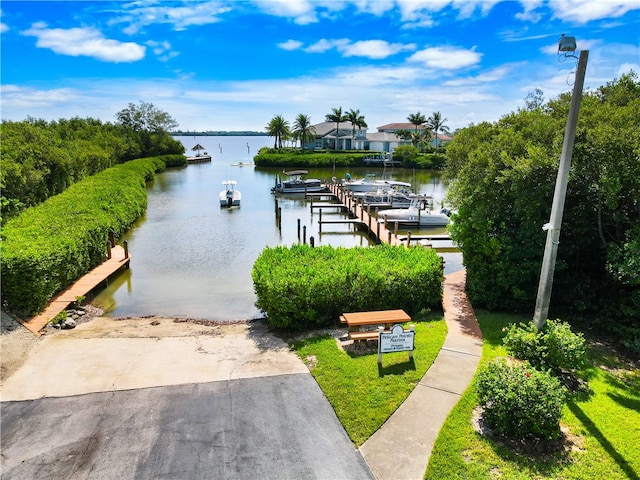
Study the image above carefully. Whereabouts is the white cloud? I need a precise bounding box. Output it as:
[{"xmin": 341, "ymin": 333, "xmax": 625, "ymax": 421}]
[
  {"xmin": 278, "ymin": 39, "xmax": 303, "ymax": 51},
  {"xmin": 408, "ymin": 46, "xmax": 482, "ymax": 69},
  {"xmin": 251, "ymin": 0, "xmax": 320, "ymax": 25},
  {"xmin": 22, "ymin": 23, "xmax": 145, "ymax": 62},
  {"xmin": 1, "ymin": 84, "xmax": 79, "ymax": 109},
  {"xmin": 1, "ymin": 22, "xmax": 8, "ymax": 33},
  {"xmin": 305, "ymin": 38, "xmax": 349, "ymax": 53},
  {"xmin": 339, "ymin": 40, "xmax": 416, "ymax": 59},
  {"xmin": 548, "ymin": 0, "xmax": 640, "ymax": 23},
  {"xmin": 289, "ymin": 38, "xmax": 415, "ymax": 59},
  {"xmin": 112, "ymin": 1, "xmax": 231, "ymax": 32}
]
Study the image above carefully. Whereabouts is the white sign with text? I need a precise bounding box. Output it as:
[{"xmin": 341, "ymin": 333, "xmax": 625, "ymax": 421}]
[{"xmin": 378, "ymin": 324, "xmax": 415, "ymax": 354}]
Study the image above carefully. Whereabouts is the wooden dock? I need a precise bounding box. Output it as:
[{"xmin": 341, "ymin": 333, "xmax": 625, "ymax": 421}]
[
  {"xmin": 186, "ymin": 155, "xmax": 212, "ymax": 164},
  {"xmin": 20, "ymin": 245, "xmax": 131, "ymax": 336},
  {"xmin": 317, "ymin": 184, "xmax": 405, "ymax": 246}
]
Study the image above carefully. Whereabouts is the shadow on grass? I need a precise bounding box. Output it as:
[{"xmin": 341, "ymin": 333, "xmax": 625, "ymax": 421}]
[
  {"xmin": 378, "ymin": 357, "xmax": 416, "ymax": 377},
  {"xmin": 567, "ymin": 401, "xmax": 639, "ymax": 480}
]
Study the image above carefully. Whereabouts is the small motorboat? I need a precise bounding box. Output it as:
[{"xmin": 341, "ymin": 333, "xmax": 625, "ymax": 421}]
[
  {"xmin": 220, "ymin": 181, "xmax": 241, "ymax": 207},
  {"xmin": 271, "ymin": 170, "xmax": 326, "ymax": 194}
]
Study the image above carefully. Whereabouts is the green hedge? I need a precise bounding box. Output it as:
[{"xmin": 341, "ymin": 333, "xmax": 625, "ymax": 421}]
[
  {"xmin": 164, "ymin": 154, "xmax": 188, "ymax": 168},
  {"xmin": 1, "ymin": 156, "xmax": 167, "ymax": 317},
  {"xmin": 252, "ymin": 244, "xmax": 444, "ymax": 330},
  {"xmin": 254, "ymin": 150, "xmax": 371, "ymax": 168}
]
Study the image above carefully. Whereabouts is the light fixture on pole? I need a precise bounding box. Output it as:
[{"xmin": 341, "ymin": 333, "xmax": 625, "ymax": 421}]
[{"xmin": 533, "ymin": 36, "xmax": 589, "ymax": 329}]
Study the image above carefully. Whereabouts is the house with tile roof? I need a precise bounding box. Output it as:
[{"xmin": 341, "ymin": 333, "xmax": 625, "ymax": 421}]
[{"xmin": 308, "ymin": 121, "xmax": 451, "ymax": 152}]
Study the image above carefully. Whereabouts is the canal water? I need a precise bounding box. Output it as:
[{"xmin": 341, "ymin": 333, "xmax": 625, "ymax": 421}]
[{"xmin": 92, "ymin": 136, "xmax": 462, "ymax": 322}]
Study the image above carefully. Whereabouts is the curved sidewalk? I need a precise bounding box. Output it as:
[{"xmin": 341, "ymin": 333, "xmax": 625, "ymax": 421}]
[{"xmin": 360, "ymin": 269, "xmax": 483, "ymax": 480}]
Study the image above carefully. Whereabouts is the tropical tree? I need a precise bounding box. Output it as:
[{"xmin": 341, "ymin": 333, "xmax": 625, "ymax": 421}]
[
  {"xmin": 395, "ymin": 128, "xmax": 432, "ymax": 149},
  {"xmin": 345, "ymin": 108, "xmax": 367, "ymax": 150},
  {"xmin": 115, "ymin": 101, "xmax": 178, "ymax": 133},
  {"xmin": 427, "ymin": 111, "xmax": 450, "ymax": 150},
  {"xmin": 407, "ymin": 112, "xmax": 427, "ymax": 133},
  {"xmin": 265, "ymin": 114, "xmax": 290, "ymax": 149},
  {"xmin": 292, "ymin": 114, "xmax": 316, "ymax": 153},
  {"xmin": 325, "ymin": 107, "xmax": 348, "ymax": 150}
]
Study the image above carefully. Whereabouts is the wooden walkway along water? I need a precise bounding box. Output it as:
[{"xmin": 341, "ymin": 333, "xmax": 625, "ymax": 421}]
[{"xmin": 20, "ymin": 244, "xmax": 131, "ymax": 336}]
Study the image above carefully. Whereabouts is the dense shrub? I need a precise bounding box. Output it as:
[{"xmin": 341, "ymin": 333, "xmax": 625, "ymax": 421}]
[
  {"xmin": 162, "ymin": 154, "xmax": 189, "ymax": 168},
  {"xmin": 254, "ymin": 149, "xmax": 369, "ymax": 168},
  {"xmin": 503, "ymin": 319, "xmax": 586, "ymax": 372},
  {"xmin": 252, "ymin": 244, "xmax": 443, "ymax": 330},
  {"xmin": 476, "ymin": 358, "xmax": 566, "ymax": 440},
  {"xmin": 1, "ymin": 156, "xmax": 166, "ymax": 317}
]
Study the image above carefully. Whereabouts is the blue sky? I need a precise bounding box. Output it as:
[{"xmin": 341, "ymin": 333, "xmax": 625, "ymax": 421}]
[{"xmin": 1, "ymin": 1, "xmax": 639, "ymax": 132}]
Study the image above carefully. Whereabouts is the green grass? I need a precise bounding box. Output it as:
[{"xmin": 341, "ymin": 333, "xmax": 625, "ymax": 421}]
[
  {"xmin": 425, "ymin": 310, "xmax": 640, "ymax": 480},
  {"xmin": 291, "ymin": 312, "xmax": 447, "ymax": 446}
]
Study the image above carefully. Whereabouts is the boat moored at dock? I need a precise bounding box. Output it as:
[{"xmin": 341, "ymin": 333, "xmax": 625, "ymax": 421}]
[
  {"xmin": 377, "ymin": 195, "xmax": 451, "ymax": 226},
  {"xmin": 272, "ymin": 170, "xmax": 327, "ymax": 194}
]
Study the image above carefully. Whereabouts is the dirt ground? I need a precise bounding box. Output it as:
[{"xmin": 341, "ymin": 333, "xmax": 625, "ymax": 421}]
[{"xmin": 0, "ymin": 310, "xmax": 41, "ymax": 383}]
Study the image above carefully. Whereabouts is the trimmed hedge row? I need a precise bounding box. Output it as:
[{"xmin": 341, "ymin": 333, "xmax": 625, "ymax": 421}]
[
  {"xmin": 1, "ymin": 156, "xmax": 168, "ymax": 317},
  {"xmin": 252, "ymin": 244, "xmax": 444, "ymax": 330},
  {"xmin": 254, "ymin": 150, "xmax": 370, "ymax": 168}
]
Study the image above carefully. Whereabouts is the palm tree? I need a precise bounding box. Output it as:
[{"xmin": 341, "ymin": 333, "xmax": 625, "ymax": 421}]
[
  {"xmin": 345, "ymin": 108, "xmax": 367, "ymax": 150},
  {"xmin": 292, "ymin": 114, "xmax": 316, "ymax": 153},
  {"xmin": 325, "ymin": 107, "xmax": 348, "ymax": 150},
  {"xmin": 407, "ymin": 112, "xmax": 427, "ymax": 133},
  {"xmin": 265, "ymin": 114, "xmax": 290, "ymax": 149},
  {"xmin": 427, "ymin": 111, "xmax": 450, "ymax": 150}
]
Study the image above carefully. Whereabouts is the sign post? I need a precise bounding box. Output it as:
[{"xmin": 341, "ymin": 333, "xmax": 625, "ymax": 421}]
[{"xmin": 378, "ymin": 324, "xmax": 415, "ymax": 364}]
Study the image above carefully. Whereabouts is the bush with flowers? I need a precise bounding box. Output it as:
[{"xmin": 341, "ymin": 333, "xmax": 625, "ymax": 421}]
[{"xmin": 475, "ymin": 358, "xmax": 566, "ymax": 440}]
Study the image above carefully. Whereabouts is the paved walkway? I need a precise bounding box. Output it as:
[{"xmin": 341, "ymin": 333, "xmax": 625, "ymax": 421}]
[{"xmin": 360, "ymin": 269, "xmax": 483, "ymax": 480}]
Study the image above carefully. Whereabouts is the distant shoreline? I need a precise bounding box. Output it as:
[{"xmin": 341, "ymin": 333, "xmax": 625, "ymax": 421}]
[{"xmin": 172, "ymin": 131, "xmax": 267, "ymax": 136}]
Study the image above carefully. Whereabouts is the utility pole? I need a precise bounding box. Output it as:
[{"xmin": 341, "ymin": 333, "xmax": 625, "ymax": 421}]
[{"xmin": 533, "ymin": 49, "xmax": 589, "ymax": 329}]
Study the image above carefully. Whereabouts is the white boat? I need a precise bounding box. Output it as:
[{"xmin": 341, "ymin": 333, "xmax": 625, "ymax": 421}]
[
  {"xmin": 361, "ymin": 189, "xmax": 419, "ymax": 208},
  {"xmin": 220, "ymin": 181, "xmax": 241, "ymax": 207},
  {"xmin": 344, "ymin": 175, "xmax": 411, "ymax": 193},
  {"xmin": 378, "ymin": 195, "xmax": 451, "ymax": 226},
  {"xmin": 272, "ymin": 170, "xmax": 326, "ymax": 194}
]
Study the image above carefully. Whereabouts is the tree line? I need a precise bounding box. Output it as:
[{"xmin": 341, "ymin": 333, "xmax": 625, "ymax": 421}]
[
  {"xmin": 446, "ymin": 72, "xmax": 640, "ymax": 351},
  {"xmin": 1, "ymin": 102, "xmax": 184, "ymax": 222}
]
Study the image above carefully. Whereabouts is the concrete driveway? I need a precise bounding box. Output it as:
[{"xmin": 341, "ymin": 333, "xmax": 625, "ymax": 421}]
[{"xmin": 0, "ymin": 317, "xmax": 373, "ymax": 479}]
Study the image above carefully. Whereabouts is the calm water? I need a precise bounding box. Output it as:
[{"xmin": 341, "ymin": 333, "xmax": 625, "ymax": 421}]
[{"xmin": 92, "ymin": 136, "xmax": 462, "ymax": 321}]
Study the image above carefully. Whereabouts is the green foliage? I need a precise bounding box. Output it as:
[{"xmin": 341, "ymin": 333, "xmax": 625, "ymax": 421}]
[
  {"xmin": 254, "ymin": 149, "xmax": 368, "ymax": 168},
  {"xmin": 1, "ymin": 115, "xmax": 184, "ymax": 221},
  {"xmin": 252, "ymin": 244, "xmax": 443, "ymax": 330},
  {"xmin": 446, "ymin": 72, "xmax": 640, "ymax": 328},
  {"xmin": 161, "ymin": 154, "xmax": 189, "ymax": 168},
  {"xmin": 1, "ymin": 156, "xmax": 165, "ymax": 317},
  {"xmin": 392, "ymin": 145, "xmax": 419, "ymax": 164},
  {"xmin": 292, "ymin": 316, "xmax": 447, "ymax": 446},
  {"xmin": 476, "ymin": 358, "xmax": 566, "ymax": 441},
  {"xmin": 428, "ymin": 311, "xmax": 640, "ymax": 479},
  {"xmin": 503, "ymin": 319, "xmax": 586, "ymax": 372}
]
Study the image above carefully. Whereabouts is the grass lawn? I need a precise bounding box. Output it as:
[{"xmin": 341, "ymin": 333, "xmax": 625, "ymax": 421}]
[
  {"xmin": 425, "ymin": 310, "xmax": 640, "ymax": 480},
  {"xmin": 291, "ymin": 312, "xmax": 447, "ymax": 446}
]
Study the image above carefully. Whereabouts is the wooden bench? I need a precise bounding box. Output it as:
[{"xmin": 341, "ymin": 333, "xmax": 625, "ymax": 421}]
[{"xmin": 340, "ymin": 309, "xmax": 411, "ymax": 342}]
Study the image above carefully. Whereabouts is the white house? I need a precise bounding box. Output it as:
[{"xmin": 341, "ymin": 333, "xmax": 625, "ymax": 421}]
[{"xmin": 308, "ymin": 121, "xmax": 451, "ymax": 152}]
